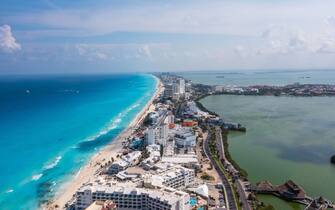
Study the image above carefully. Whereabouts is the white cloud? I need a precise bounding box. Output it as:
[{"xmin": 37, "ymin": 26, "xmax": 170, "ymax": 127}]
[
  {"xmin": 7, "ymin": 0, "xmax": 335, "ymax": 37},
  {"xmin": 75, "ymin": 44, "xmax": 109, "ymax": 61},
  {"xmin": 3, "ymin": 1, "xmax": 335, "ymax": 71},
  {"xmin": 234, "ymin": 45, "xmax": 248, "ymax": 57},
  {"xmin": 0, "ymin": 24, "xmax": 21, "ymax": 53},
  {"xmin": 317, "ymin": 38, "xmax": 335, "ymax": 54},
  {"xmin": 327, "ymin": 16, "xmax": 335, "ymax": 27},
  {"xmin": 138, "ymin": 45, "xmax": 153, "ymax": 60},
  {"xmin": 258, "ymin": 25, "xmax": 324, "ymax": 55}
]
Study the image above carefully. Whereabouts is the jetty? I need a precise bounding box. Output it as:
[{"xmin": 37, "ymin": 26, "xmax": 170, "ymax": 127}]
[{"xmin": 252, "ymin": 180, "xmax": 334, "ymax": 209}]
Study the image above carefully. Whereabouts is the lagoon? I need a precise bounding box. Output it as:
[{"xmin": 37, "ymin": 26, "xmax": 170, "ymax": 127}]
[{"xmin": 200, "ymin": 94, "xmax": 335, "ymax": 209}]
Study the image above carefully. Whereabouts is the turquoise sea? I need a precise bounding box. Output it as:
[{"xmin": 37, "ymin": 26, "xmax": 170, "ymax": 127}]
[{"xmin": 0, "ymin": 74, "xmax": 156, "ymax": 210}]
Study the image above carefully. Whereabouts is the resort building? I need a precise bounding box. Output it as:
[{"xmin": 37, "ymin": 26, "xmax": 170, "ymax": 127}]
[
  {"xmin": 121, "ymin": 151, "xmax": 142, "ymax": 166},
  {"xmin": 173, "ymin": 128, "xmax": 196, "ymax": 148},
  {"xmin": 74, "ymin": 182, "xmax": 191, "ymax": 210},
  {"xmin": 115, "ymin": 171, "xmax": 141, "ymax": 181},
  {"xmin": 108, "ymin": 160, "xmax": 129, "ymax": 175},
  {"xmin": 171, "ymin": 79, "xmax": 186, "ymax": 101},
  {"xmin": 141, "ymin": 144, "xmax": 161, "ymax": 170},
  {"xmin": 85, "ymin": 200, "xmax": 117, "ymax": 210},
  {"xmin": 108, "ymin": 151, "xmax": 142, "ymax": 174},
  {"xmin": 165, "ymin": 113, "xmax": 175, "ymax": 125},
  {"xmin": 161, "ymin": 154, "xmax": 199, "ymax": 169},
  {"xmin": 164, "ymin": 84, "xmax": 173, "ymax": 99},
  {"xmin": 183, "ymin": 101, "xmax": 208, "ymax": 118},
  {"xmin": 145, "ymin": 124, "xmax": 168, "ymax": 146},
  {"xmin": 179, "ymin": 79, "xmax": 185, "ymax": 95},
  {"xmin": 146, "ymin": 127, "xmax": 156, "ymax": 145},
  {"xmin": 146, "ymin": 165, "xmax": 195, "ymax": 189}
]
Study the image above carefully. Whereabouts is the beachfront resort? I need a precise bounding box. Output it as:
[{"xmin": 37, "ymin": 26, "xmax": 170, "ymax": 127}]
[{"xmin": 46, "ymin": 74, "xmax": 332, "ymax": 210}]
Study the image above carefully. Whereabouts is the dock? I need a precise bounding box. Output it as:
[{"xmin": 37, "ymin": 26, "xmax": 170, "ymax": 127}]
[{"xmin": 252, "ymin": 180, "xmax": 334, "ymax": 209}]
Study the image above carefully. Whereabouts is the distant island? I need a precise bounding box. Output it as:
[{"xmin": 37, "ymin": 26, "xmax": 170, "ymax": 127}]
[{"xmin": 214, "ymin": 83, "xmax": 335, "ymax": 97}]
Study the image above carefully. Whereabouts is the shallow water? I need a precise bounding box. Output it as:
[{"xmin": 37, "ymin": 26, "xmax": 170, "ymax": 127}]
[{"xmin": 0, "ymin": 74, "xmax": 156, "ymax": 209}]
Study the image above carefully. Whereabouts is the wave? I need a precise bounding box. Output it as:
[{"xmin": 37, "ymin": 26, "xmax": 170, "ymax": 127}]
[
  {"xmin": 77, "ymin": 91, "xmax": 149, "ymax": 149},
  {"xmin": 44, "ymin": 156, "xmax": 62, "ymax": 170},
  {"xmin": 5, "ymin": 189, "xmax": 14, "ymax": 193},
  {"xmin": 31, "ymin": 173, "xmax": 43, "ymax": 181},
  {"xmin": 82, "ymin": 101, "xmax": 141, "ymax": 143},
  {"xmin": 84, "ymin": 115, "xmax": 123, "ymax": 142}
]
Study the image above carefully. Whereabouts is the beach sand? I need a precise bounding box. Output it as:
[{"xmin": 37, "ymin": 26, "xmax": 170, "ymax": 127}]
[{"xmin": 45, "ymin": 76, "xmax": 163, "ymax": 210}]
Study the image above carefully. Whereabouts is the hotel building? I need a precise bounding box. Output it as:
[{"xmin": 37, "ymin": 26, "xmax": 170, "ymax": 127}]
[{"xmin": 74, "ymin": 182, "xmax": 190, "ymax": 210}]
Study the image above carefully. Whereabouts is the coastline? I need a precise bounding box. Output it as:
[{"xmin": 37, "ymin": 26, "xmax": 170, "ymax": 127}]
[{"xmin": 45, "ymin": 75, "xmax": 163, "ymax": 210}]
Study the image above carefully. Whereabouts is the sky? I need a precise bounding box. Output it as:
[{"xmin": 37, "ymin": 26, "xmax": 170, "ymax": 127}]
[{"xmin": 1, "ymin": 0, "xmax": 335, "ymax": 74}]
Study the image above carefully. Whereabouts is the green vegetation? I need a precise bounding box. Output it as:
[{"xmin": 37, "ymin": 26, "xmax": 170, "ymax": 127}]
[
  {"xmin": 221, "ymin": 128, "xmax": 248, "ymax": 178},
  {"xmin": 142, "ymin": 113, "xmax": 153, "ymax": 126},
  {"xmin": 194, "ymin": 100, "xmax": 218, "ymax": 116},
  {"xmin": 257, "ymin": 204, "xmax": 276, "ymax": 210},
  {"xmin": 200, "ymin": 172, "xmax": 215, "ymax": 181}
]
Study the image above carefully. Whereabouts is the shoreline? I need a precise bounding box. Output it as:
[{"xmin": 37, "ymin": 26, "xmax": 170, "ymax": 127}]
[{"xmin": 45, "ymin": 75, "xmax": 163, "ymax": 210}]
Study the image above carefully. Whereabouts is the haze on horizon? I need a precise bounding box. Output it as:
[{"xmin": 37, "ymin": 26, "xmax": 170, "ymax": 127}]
[{"xmin": 1, "ymin": 0, "xmax": 335, "ymax": 74}]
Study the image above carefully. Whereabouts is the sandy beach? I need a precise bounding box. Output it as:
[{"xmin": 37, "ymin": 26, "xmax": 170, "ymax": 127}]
[{"xmin": 45, "ymin": 76, "xmax": 163, "ymax": 210}]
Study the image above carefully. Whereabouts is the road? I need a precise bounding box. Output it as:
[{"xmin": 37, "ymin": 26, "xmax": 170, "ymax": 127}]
[
  {"xmin": 203, "ymin": 128, "xmax": 237, "ymax": 210},
  {"xmin": 214, "ymin": 126, "xmax": 252, "ymax": 210}
]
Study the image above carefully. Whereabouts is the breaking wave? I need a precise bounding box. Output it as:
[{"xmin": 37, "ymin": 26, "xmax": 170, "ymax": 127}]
[
  {"xmin": 31, "ymin": 173, "xmax": 43, "ymax": 181},
  {"xmin": 83, "ymin": 101, "xmax": 141, "ymax": 143},
  {"xmin": 43, "ymin": 156, "xmax": 62, "ymax": 170}
]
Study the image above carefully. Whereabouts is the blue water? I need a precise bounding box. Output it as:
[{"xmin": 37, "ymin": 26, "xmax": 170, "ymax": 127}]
[
  {"xmin": 189, "ymin": 198, "xmax": 197, "ymax": 206},
  {"xmin": 0, "ymin": 74, "xmax": 157, "ymax": 210},
  {"xmin": 178, "ymin": 70, "xmax": 335, "ymax": 86}
]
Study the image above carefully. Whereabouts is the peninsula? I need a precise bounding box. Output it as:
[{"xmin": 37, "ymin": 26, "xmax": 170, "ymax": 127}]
[
  {"xmin": 45, "ymin": 74, "xmax": 333, "ymax": 210},
  {"xmin": 214, "ymin": 83, "xmax": 335, "ymax": 97}
]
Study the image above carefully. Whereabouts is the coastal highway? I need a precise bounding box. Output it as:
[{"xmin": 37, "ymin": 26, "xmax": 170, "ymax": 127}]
[
  {"xmin": 215, "ymin": 126, "xmax": 252, "ymax": 210},
  {"xmin": 203, "ymin": 128, "xmax": 237, "ymax": 210}
]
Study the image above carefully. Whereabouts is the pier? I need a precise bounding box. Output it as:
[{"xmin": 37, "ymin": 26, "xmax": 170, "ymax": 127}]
[{"xmin": 252, "ymin": 180, "xmax": 334, "ymax": 209}]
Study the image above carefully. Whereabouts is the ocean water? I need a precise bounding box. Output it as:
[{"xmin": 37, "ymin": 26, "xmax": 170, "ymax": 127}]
[
  {"xmin": 0, "ymin": 74, "xmax": 157, "ymax": 210},
  {"xmin": 180, "ymin": 70, "xmax": 335, "ymax": 210},
  {"xmin": 178, "ymin": 70, "xmax": 335, "ymax": 86}
]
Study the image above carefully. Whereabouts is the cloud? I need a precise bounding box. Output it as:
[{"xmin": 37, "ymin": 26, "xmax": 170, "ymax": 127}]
[
  {"xmin": 288, "ymin": 33, "xmax": 308, "ymax": 51},
  {"xmin": 3, "ymin": 1, "xmax": 335, "ymax": 72},
  {"xmin": 327, "ymin": 16, "xmax": 335, "ymax": 27},
  {"xmin": 76, "ymin": 44, "xmax": 108, "ymax": 61},
  {"xmin": 317, "ymin": 38, "xmax": 335, "ymax": 54},
  {"xmin": 0, "ymin": 24, "xmax": 21, "ymax": 53},
  {"xmin": 234, "ymin": 45, "xmax": 248, "ymax": 57},
  {"xmin": 7, "ymin": 0, "xmax": 335, "ymax": 37},
  {"xmin": 258, "ymin": 25, "xmax": 318, "ymax": 55},
  {"xmin": 138, "ymin": 45, "xmax": 153, "ymax": 60}
]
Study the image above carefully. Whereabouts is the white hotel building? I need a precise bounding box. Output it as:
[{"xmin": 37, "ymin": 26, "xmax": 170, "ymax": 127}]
[
  {"xmin": 74, "ymin": 182, "xmax": 190, "ymax": 210},
  {"xmin": 148, "ymin": 165, "xmax": 195, "ymax": 190}
]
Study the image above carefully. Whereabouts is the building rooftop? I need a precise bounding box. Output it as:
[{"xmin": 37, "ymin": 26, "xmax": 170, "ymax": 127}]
[
  {"xmin": 161, "ymin": 154, "xmax": 198, "ymax": 164},
  {"xmin": 78, "ymin": 181, "xmax": 189, "ymax": 206},
  {"xmin": 85, "ymin": 201, "xmax": 116, "ymax": 210}
]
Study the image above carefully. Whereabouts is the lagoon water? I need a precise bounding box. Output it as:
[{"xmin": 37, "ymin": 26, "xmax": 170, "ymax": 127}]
[
  {"xmin": 0, "ymin": 74, "xmax": 156, "ymax": 209},
  {"xmin": 181, "ymin": 70, "xmax": 335, "ymax": 210},
  {"xmin": 201, "ymin": 95, "xmax": 335, "ymax": 209}
]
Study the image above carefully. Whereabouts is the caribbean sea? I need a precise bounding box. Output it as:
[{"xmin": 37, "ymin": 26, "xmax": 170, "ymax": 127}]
[{"xmin": 0, "ymin": 74, "xmax": 156, "ymax": 210}]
